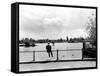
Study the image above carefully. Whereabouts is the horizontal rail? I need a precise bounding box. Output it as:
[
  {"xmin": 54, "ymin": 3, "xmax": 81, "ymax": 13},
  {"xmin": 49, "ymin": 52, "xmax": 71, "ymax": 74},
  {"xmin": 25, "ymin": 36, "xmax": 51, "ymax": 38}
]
[{"xmin": 19, "ymin": 49, "xmax": 82, "ymax": 53}]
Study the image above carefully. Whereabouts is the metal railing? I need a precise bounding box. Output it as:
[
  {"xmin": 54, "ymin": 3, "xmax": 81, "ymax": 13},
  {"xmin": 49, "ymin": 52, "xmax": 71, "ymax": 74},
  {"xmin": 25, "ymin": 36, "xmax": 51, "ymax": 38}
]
[{"xmin": 19, "ymin": 49, "xmax": 83, "ymax": 63}]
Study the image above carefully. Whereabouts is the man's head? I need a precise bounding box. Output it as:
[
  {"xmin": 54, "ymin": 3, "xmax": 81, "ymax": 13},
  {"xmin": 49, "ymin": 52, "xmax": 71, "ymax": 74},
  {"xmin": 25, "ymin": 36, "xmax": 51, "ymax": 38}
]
[{"xmin": 48, "ymin": 43, "xmax": 50, "ymax": 45}]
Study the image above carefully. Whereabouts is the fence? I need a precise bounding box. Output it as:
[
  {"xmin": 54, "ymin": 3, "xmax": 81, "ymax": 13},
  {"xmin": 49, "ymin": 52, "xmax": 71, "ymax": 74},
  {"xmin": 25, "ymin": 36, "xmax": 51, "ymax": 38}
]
[{"xmin": 19, "ymin": 49, "xmax": 83, "ymax": 63}]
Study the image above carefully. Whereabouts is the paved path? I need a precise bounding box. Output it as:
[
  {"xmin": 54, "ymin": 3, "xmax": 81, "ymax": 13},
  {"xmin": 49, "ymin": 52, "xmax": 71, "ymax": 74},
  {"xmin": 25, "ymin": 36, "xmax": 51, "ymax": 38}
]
[{"xmin": 19, "ymin": 61, "xmax": 96, "ymax": 71}]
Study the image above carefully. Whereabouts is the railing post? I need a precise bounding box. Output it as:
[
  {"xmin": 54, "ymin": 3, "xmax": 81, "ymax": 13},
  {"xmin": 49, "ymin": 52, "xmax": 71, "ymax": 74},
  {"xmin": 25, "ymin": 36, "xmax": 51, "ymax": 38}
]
[
  {"xmin": 82, "ymin": 48, "xmax": 84, "ymax": 60},
  {"xmin": 33, "ymin": 51, "xmax": 35, "ymax": 62},
  {"xmin": 57, "ymin": 49, "xmax": 59, "ymax": 61},
  {"xmin": 82, "ymin": 42, "xmax": 85, "ymax": 60}
]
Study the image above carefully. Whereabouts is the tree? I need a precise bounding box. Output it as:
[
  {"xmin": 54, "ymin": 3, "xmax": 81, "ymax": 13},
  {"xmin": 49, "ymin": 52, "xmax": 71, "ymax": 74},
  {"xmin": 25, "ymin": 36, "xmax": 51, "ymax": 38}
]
[{"xmin": 86, "ymin": 13, "xmax": 96, "ymax": 41}]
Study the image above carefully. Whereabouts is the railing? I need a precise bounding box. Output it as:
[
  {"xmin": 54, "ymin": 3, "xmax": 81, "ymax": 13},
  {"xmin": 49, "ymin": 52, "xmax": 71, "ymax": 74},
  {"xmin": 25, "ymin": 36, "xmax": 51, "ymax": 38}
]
[{"xmin": 19, "ymin": 49, "xmax": 83, "ymax": 63}]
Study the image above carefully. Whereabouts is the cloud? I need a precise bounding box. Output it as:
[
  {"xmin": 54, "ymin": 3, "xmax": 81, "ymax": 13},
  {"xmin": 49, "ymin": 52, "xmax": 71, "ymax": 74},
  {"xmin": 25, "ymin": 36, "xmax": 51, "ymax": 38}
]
[
  {"xmin": 20, "ymin": 17, "xmax": 66, "ymax": 39},
  {"xmin": 19, "ymin": 5, "xmax": 95, "ymax": 39}
]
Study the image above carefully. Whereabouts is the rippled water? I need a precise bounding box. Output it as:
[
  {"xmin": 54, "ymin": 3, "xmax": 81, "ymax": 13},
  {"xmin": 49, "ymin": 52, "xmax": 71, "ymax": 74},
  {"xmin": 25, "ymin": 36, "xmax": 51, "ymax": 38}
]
[{"xmin": 19, "ymin": 42, "xmax": 83, "ymax": 51}]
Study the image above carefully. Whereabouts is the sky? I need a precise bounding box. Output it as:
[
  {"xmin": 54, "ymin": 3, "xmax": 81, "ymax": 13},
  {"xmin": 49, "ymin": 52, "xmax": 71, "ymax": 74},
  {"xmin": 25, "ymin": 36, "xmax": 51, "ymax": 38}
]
[{"xmin": 19, "ymin": 5, "xmax": 96, "ymax": 40}]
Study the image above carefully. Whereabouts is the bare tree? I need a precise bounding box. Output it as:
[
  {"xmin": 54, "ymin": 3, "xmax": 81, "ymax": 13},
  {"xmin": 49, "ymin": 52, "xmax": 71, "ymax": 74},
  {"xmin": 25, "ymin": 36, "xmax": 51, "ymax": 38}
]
[{"xmin": 86, "ymin": 13, "xmax": 96, "ymax": 42}]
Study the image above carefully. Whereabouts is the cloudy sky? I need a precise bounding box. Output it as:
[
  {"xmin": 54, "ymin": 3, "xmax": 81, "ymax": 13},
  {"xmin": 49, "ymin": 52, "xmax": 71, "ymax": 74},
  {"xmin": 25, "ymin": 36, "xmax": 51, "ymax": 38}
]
[{"xmin": 19, "ymin": 5, "xmax": 95, "ymax": 40}]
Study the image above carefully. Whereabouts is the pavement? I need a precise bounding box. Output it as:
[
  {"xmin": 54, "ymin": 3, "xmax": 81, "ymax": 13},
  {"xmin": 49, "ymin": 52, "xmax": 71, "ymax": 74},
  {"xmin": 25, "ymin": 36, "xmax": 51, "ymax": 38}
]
[{"xmin": 19, "ymin": 60, "xmax": 96, "ymax": 72}]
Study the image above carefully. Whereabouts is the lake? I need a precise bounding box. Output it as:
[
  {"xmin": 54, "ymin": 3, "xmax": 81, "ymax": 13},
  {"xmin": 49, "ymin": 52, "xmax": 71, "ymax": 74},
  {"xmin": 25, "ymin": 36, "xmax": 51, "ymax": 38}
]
[{"xmin": 19, "ymin": 42, "xmax": 83, "ymax": 51}]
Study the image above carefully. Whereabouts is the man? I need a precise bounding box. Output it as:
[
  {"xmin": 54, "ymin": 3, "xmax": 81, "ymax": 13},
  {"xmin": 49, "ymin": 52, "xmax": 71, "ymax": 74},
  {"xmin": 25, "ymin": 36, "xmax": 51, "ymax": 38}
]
[
  {"xmin": 52, "ymin": 42, "xmax": 55, "ymax": 46},
  {"xmin": 46, "ymin": 43, "xmax": 53, "ymax": 57}
]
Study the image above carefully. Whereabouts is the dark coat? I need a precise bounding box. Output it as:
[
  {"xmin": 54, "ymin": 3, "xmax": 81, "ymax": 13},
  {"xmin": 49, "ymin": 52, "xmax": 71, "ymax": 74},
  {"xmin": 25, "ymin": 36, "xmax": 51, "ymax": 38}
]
[{"xmin": 46, "ymin": 45, "xmax": 51, "ymax": 52}]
